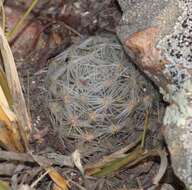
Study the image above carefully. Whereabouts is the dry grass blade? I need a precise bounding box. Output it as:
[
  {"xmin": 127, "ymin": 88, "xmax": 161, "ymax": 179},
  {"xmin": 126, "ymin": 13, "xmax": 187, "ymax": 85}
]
[
  {"xmin": 0, "ymin": 26, "xmax": 31, "ymax": 148},
  {"xmin": 0, "ymin": 163, "xmax": 17, "ymax": 176},
  {"xmin": 85, "ymin": 147, "xmax": 144, "ymax": 176},
  {"xmin": 7, "ymin": 0, "xmax": 39, "ymax": 39},
  {"xmin": 85, "ymin": 146, "xmax": 168, "ymax": 179},
  {"xmin": 153, "ymin": 150, "xmax": 168, "ymax": 185},
  {"xmin": 0, "ymin": 121, "xmax": 22, "ymax": 151},
  {"xmin": 0, "ymin": 0, "xmax": 5, "ymax": 32},
  {"xmin": 31, "ymin": 153, "xmax": 70, "ymax": 190},
  {"xmin": 0, "ymin": 86, "xmax": 24, "ymax": 151},
  {"xmin": 85, "ymin": 137, "xmax": 141, "ymax": 174},
  {"xmin": 0, "ymin": 67, "xmax": 12, "ymax": 106},
  {"xmin": 48, "ymin": 168, "xmax": 70, "ymax": 190},
  {"xmin": 30, "ymin": 170, "xmax": 49, "ymax": 188},
  {"xmin": 0, "ymin": 86, "xmax": 16, "ymax": 123},
  {"xmin": 141, "ymin": 111, "xmax": 149, "ymax": 148}
]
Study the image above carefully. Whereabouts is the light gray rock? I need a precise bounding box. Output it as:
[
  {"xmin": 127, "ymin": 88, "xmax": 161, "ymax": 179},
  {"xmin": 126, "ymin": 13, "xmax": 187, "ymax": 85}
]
[{"xmin": 117, "ymin": 0, "xmax": 192, "ymax": 188}]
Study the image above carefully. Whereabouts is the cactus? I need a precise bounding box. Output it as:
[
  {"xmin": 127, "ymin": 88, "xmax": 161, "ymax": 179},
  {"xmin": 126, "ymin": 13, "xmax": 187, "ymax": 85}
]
[{"xmin": 46, "ymin": 36, "xmax": 157, "ymax": 139}]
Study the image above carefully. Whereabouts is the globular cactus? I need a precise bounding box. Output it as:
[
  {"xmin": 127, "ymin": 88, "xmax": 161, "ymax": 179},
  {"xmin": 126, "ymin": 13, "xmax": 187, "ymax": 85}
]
[{"xmin": 46, "ymin": 36, "xmax": 157, "ymax": 139}]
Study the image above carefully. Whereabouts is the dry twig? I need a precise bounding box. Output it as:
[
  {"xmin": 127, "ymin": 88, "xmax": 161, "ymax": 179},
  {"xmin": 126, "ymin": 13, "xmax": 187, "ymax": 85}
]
[{"xmin": 0, "ymin": 150, "xmax": 73, "ymax": 167}]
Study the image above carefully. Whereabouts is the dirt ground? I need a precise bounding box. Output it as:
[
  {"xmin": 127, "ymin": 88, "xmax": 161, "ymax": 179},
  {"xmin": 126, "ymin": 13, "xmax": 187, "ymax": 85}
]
[{"xmin": 2, "ymin": 0, "xmax": 184, "ymax": 189}]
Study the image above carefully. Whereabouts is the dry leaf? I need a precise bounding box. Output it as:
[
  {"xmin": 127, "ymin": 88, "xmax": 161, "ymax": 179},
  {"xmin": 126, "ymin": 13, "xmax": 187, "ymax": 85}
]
[
  {"xmin": 0, "ymin": 68, "xmax": 12, "ymax": 106},
  {"xmin": 0, "ymin": 86, "xmax": 24, "ymax": 151},
  {"xmin": 72, "ymin": 150, "xmax": 84, "ymax": 175},
  {"xmin": 30, "ymin": 153, "xmax": 70, "ymax": 190},
  {"xmin": 0, "ymin": 86, "xmax": 17, "ymax": 125},
  {"xmin": 0, "ymin": 122, "xmax": 20, "ymax": 151},
  {"xmin": 47, "ymin": 167, "xmax": 70, "ymax": 190},
  {"xmin": 0, "ymin": 26, "xmax": 31, "ymax": 146},
  {"xmin": 85, "ymin": 138, "xmax": 142, "ymax": 176},
  {"xmin": 85, "ymin": 148, "xmax": 144, "ymax": 176},
  {"xmin": 85, "ymin": 147, "xmax": 168, "ymax": 178},
  {"xmin": 0, "ymin": 25, "xmax": 26, "ymax": 152},
  {"xmin": 0, "ymin": 85, "xmax": 9, "ymax": 108}
]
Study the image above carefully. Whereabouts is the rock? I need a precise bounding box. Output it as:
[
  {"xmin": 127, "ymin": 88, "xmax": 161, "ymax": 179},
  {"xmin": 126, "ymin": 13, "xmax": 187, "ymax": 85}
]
[{"xmin": 117, "ymin": 0, "xmax": 192, "ymax": 188}]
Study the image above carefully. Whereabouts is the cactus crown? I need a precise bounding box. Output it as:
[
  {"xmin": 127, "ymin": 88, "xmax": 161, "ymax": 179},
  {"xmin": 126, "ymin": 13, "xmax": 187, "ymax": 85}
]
[{"xmin": 47, "ymin": 36, "xmax": 156, "ymax": 139}]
